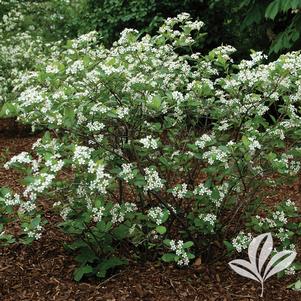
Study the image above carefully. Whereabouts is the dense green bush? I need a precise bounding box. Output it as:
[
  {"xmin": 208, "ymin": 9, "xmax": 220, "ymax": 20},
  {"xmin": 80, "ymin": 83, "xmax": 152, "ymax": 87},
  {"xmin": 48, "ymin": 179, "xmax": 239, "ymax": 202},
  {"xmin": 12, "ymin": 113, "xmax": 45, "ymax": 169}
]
[
  {"xmin": 1, "ymin": 14, "xmax": 300, "ymax": 280},
  {"xmin": 240, "ymin": 0, "xmax": 301, "ymax": 54}
]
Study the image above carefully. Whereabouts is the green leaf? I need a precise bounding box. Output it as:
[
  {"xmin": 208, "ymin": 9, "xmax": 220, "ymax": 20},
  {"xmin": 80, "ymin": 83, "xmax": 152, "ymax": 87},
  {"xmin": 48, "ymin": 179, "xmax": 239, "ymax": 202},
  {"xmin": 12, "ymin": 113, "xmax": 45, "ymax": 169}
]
[
  {"xmin": 63, "ymin": 107, "xmax": 75, "ymax": 128},
  {"xmin": 96, "ymin": 257, "xmax": 127, "ymax": 278},
  {"xmin": 265, "ymin": 0, "xmax": 281, "ymax": 20},
  {"xmin": 112, "ymin": 224, "xmax": 129, "ymax": 240},
  {"xmin": 224, "ymin": 240, "xmax": 235, "ymax": 252},
  {"xmin": 163, "ymin": 239, "xmax": 171, "ymax": 246},
  {"xmin": 74, "ymin": 264, "xmax": 93, "ymax": 281},
  {"xmin": 162, "ymin": 253, "xmax": 175, "ymax": 262},
  {"xmin": 149, "ymin": 95, "xmax": 161, "ymax": 110},
  {"xmin": 0, "ymin": 102, "xmax": 17, "ymax": 117},
  {"xmin": 242, "ymin": 3, "xmax": 265, "ymax": 28},
  {"xmin": 75, "ymin": 247, "xmax": 97, "ymax": 264},
  {"xmin": 183, "ymin": 241, "xmax": 193, "ymax": 248},
  {"xmin": 288, "ymin": 279, "xmax": 301, "ymax": 291},
  {"xmin": 155, "ymin": 225, "xmax": 166, "ymax": 234}
]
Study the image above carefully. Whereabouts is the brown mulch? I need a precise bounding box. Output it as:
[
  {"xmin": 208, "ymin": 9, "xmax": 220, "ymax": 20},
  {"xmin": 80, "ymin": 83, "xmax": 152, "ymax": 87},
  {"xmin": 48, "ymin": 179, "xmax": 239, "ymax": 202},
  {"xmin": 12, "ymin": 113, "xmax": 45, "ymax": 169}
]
[{"xmin": 0, "ymin": 120, "xmax": 300, "ymax": 301}]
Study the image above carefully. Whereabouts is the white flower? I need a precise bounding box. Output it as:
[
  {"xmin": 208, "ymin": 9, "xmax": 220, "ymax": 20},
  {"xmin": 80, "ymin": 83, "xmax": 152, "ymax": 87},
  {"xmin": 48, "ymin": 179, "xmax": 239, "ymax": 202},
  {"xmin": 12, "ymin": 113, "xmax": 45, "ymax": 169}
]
[
  {"xmin": 73, "ymin": 145, "xmax": 93, "ymax": 165},
  {"xmin": 66, "ymin": 59, "xmax": 84, "ymax": 74},
  {"xmin": 171, "ymin": 184, "xmax": 188, "ymax": 199},
  {"xmin": 86, "ymin": 121, "xmax": 105, "ymax": 132},
  {"xmin": 4, "ymin": 152, "xmax": 31, "ymax": 169},
  {"xmin": 195, "ymin": 134, "xmax": 212, "ymax": 149},
  {"xmin": 248, "ymin": 137, "xmax": 261, "ymax": 153},
  {"xmin": 272, "ymin": 211, "xmax": 287, "ymax": 224},
  {"xmin": 193, "ymin": 183, "xmax": 212, "ymax": 197},
  {"xmin": 139, "ymin": 136, "xmax": 158, "ymax": 150},
  {"xmin": 168, "ymin": 239, "xmax": 190, "ymax": 266},
  {"xmin": 116, "ymin": 107, "xmax": 129, "ymax": 119},
  {"xmin": 46, "ymin": 64, "xmax": 59, "ymax": 74},
  {"xmin": 285, "ymin": 199, "xmax": 298, "ymax": 211},
  {"xmin": 199, "ymin": 213, "xmax": 217, "ymax": 227},
  {"xmin": 119, "ymin": 163, "xmax": 134, "ymax": 182},
  {"xmin": 232, "ymin": 232, "xmax": 253, "ymax": 253},
  {"xmin": 60, "ymin": 207, "xmax": 71, "ymax": 220},
  {"xmin": 144, "ymin": 167, "xmax": 164, "ymax": 192},
  {"xmin": 148, "ymin": 207, "xmax": 168, "ymax": 225},
  {"xmin": 202, "ymin": 146, "xmax": 228, "ymax": 165},
  {"xmin": 92, "ymin": 206, "xmax": 105, "ymax": 223},
  {"xmin": 111, "ymin": 202, "xmax": 137, "ymax": 224}
]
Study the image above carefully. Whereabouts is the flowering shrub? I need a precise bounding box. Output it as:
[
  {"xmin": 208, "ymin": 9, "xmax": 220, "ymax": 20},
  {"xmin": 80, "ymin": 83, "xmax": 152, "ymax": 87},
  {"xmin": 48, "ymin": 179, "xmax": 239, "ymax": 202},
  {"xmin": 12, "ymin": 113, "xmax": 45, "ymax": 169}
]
[
  {"xmin": 1, "ymin": 13, "xmax": 301, "ymax": 280},
  {"xmin": 0, "ymin": 0, "xmax": 89, "ymax": 114}
]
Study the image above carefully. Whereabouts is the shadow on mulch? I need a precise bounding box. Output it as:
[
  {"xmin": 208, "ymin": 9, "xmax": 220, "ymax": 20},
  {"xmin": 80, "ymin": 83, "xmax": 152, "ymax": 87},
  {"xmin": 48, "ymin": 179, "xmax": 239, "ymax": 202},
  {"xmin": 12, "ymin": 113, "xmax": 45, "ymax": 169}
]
[{"xmin": 0, "ymin": 119, "xmax": 300, "ymax": 301}]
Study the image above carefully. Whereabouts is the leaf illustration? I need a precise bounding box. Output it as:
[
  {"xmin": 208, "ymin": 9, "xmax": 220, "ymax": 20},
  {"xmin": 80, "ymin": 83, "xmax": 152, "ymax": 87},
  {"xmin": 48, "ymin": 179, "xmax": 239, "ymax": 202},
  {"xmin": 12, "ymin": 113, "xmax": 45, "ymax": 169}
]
[
  {"xmin": 258, "ymin": 233, "xmax": 273, "ymax": 273},
  {"xmin": 248, "ymin": 232, "xmax": 273, "ymax": 274},
  {"xmin": 229, "ymin": 232, "xmax": 297, "ymax": 298},
  {"xmin": 263, "ymin": 250, "xmax": 297, "ymax": 280},
  {"xmin": 229, "ymin": 259, "xmax": 262, "ymax": 283}
]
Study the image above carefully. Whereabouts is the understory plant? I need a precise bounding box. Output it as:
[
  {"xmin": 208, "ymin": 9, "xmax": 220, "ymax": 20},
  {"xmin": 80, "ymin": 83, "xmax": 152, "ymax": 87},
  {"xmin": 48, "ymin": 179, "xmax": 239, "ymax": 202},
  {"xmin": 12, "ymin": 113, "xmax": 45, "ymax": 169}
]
[{"xmin": 1, "ymin": 13, "xmax": 301, "ymax": 280}]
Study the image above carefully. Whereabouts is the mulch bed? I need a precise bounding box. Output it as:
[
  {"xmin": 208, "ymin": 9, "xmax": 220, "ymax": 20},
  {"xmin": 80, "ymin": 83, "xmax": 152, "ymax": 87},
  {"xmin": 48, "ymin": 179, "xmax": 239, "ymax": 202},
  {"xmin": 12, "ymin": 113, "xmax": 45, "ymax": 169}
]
[{"xmin": 0, "ymin": 119, "xmax": 300, "ymax": 301}]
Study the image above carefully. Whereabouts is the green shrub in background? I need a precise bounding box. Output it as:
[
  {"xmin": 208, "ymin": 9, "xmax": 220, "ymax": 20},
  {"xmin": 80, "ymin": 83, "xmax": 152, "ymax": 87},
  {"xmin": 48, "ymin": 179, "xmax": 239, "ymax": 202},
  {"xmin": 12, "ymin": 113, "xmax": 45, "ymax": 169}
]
[
  {"xmin": 240, "ymin": 0, "xmax": 301, "ymax": 54},
  {"xmin": 85, "ymin": 0, "xmax": 252, "ymax": 55},
  {"xmin": 1, "ymin": 14, "xmax": 301, "ymax": 280}
]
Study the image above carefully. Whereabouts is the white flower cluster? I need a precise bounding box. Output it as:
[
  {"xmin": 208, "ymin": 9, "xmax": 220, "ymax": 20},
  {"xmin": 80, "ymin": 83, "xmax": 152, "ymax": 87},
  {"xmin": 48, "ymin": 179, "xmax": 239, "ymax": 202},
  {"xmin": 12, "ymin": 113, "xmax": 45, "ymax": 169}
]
[
  {"xmin": 73, "ymin": 145, "xmax": 94, "ymax": 165},
  {"xmin": 86, "ymin": 121, "xmax": 105, "ymax": 132},
  {"xmin": 169, "ymin": 240, "xmax": 190, "ymax": 266},
  {"xmin": 60, "ymin": 207, "xmax": 71, "ymax": 221},
  {"xmin": 255, "ymin": 215, "xmax": 276, "ymax": 228},
  {"xmin": 232, "ymin": 232, "xmax": 253, "ymax": 253},
  {"xmin": 213, "ymin": 182, "xmax": 229, "ymax": 207},
  {"xmin": 218, "ymin": 120, "xmax": 230, "ymax": 131},
  {"xmin": 45, "ymin": 155, "xmax": 64, "ymax": 173},
  {"xmin": 272, "ymin": 211, "xmax": 288, "ymax": 224},
  {"xmin": 92, "ymin": 206, "xmax": 105, "ymax": 223},
  {"xmin": 159, "ymin": 13, "xmax": 204, "ymax": 47},
  {"xmin": 239, "ymin": 51, "xmax": 267, "ymax": 69},
  {"xmin": 147, "ymin": 206, "xmax": 167, "ymax": 225},
  {"xmin": 143, "ymin": 167, "xmax": 164, "ymax": 192},
  {"xmin": 18, "ymin": 201, "xmax": 37, "ymax": 213},
  {"xmin": 248, "ymin": 137, "xmax": 261, "ymax": 154},
  {"xmin": 23, "ymin": 173, "xmax": 55, "ymax": 201},
  {"xmin": 88, "ymin": 162, "xmax": 111, "ymax": 194},
  {"xmin": 4, "ymin": 151, "xmax": 31, "ymax": 169},
  {"xmin": 171, "ymin": 183, "xmax": 188, "ymax": 199},
  {"xmin": 139, "ymin": 136, "xmax": 158, "ymax": 150},
  {"xmin": 273, "ymin": 154, "xmax": 301, "ymax": 176},
  {"xmin": 275, "ymin": 228, "xmax": 290, "ymax": 242},
  {"xmin": 285, "ymin": 199, "xmax": 298, "ymax": 211},
  {"xmin": 2, "ymin": 193, "xmax": 21, "ymax": 206},
  {"xmin": 24, "ymin": 224, "xmax": 43, "ymax": 240},
  {"xmin": 195, "ymin": 134, "xmax": 213, "ymax": 149},
  {"xmin": 202, "ymin": 146, "xmax": 228, "ymax": 165},
  {"xmin": 119, "ymin": 163, "xmax": 135, "ymax": 182},
  {"xmin": 285, "ymin": 265, "xmax": 295, "ymax": 275},
  {"xmin": 193, "ymin": 183, "xmax": 212, "ymax": 197},
  {"xmin": 199, "ymin": 213, "xmax": 217, "ymax": 227},
  {"xmin": 46, "ymin": 64, "xmax": 59, "ymax": 74},
  {"xmin": 211, "ymin": 45, "xmax": 236, "ymax": 62},
  {"xmin": 116, "ymin": 107, "xmax": 129, "ymax": 119},
  {"xmin": 66, "ymin": 59, "xmax": 84, "ymax": 74},
  {"xmin": 110, "ymin": 202, "xmax": 137, "ymax": 224},
  {"xmin": 72, "ymin": 31, "xmax": 98, "ymax": 48}
]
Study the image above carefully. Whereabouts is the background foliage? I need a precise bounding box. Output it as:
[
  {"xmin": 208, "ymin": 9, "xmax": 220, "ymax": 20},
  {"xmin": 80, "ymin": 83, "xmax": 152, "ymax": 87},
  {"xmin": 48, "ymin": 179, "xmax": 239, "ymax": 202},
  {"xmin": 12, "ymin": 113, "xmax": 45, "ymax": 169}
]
[{"xmin": 240, "ymin": 0, "xmax": 301, "ymax": 55}]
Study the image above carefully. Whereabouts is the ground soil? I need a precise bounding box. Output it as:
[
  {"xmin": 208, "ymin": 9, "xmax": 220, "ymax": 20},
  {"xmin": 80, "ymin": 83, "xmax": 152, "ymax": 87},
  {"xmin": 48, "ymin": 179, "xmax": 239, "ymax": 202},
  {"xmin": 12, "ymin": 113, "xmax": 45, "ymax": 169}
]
[{"xmin": 0, "ymin": 119, "xmax": 300, "ymax": 301}]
